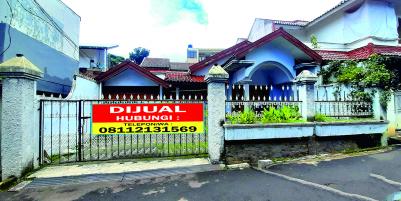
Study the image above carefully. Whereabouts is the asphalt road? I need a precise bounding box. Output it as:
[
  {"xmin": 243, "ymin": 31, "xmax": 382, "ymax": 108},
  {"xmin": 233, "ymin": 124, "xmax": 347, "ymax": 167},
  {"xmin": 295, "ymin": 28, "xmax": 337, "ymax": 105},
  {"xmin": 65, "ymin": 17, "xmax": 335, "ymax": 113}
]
[
  {"xmin": 0, "ymin": 169, "xmax": 356, "ymax": 201},
  {"xmin": 268, "ymin": 147, "xmax": 401, "ymax": 201},
  {"xmin": 1, "ymin": 147, "xmax": 401, "ymax": 201}
]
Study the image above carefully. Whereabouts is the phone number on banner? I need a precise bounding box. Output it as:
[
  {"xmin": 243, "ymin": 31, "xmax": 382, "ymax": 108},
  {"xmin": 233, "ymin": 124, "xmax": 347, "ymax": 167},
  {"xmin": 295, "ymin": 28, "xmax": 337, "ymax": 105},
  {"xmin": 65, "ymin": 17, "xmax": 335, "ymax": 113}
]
[{"xmin": 92, "ymin": 122, "xmax": 204, "ymax": 134}]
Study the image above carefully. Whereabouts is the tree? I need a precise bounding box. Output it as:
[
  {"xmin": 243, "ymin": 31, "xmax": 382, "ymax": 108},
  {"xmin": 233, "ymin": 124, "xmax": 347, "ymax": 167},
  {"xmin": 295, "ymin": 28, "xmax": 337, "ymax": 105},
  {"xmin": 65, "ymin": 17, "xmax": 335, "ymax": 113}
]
[
  {"xmin": 108, "ymin": 54, "xmax": 125, "ymax": 67},
  {"xmin": 129, "ymin": 47, "xmax": 150, "ymax": 64},
  {"xmin": 319, "ymin": 54, "xmax": 399, "ymax": 108}
]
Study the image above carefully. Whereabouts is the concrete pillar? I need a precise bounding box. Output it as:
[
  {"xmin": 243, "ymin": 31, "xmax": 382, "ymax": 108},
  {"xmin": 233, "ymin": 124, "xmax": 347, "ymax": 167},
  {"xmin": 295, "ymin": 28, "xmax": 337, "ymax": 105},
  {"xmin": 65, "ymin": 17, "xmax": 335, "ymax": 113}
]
[
  {"xmin": 385, "ymin": 91, "xmax": 397, "ymax": 137},
  {"xmin": 0, "ymin": 54, "xmax": 43, "ymax": 179},
  {"xmin": 295, "ymin": 70, "xmax": 318, "ymax": 121},
  {"xmin": 205, "ymin": 64, "xmax": 229, "ymax": 164},
  {"xmin": 371, "ymin": 89, "xmax": 383, "ymax": 120}
]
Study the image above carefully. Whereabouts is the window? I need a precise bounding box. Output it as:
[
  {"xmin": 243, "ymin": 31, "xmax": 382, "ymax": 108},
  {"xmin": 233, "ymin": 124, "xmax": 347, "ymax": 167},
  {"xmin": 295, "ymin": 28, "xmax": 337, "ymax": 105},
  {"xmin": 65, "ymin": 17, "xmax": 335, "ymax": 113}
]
[{"xmin": 187, "ymin": 50, "xmax": 197, "ymax": 59}]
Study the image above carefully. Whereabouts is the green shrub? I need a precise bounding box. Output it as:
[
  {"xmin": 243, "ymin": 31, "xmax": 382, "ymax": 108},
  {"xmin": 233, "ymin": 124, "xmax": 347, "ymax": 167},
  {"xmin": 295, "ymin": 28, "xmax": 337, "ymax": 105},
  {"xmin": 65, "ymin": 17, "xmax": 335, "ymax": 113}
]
[
  {"xmin": 238, "ymin": 109, "xmax": 257, "ymax": 124},
  {"xmin": 226, "ymin": 109, "xmax": 257, "ymax": 124},
  {"xmin": 261, "ymin": 106, "xmax": 302, "ymax": 123},
  {"xmin": 226, "ymin": 113, "xmax": 239, "ymax": 124}
]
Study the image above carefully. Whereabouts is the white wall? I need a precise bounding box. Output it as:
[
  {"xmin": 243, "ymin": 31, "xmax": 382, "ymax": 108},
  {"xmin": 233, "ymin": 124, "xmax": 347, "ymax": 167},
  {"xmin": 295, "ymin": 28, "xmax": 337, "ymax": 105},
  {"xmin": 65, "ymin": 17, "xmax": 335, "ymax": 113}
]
[
  {"xmin": 248, "ymin": 19, "xmax": 274, "ymax": 42},
  {"xmin": 304, "ymin": 0, "xmax": 399, "ymax": 50},
  {"xmin": 66, "ymin": 75, "xmax": 100, "ymax": 100}
]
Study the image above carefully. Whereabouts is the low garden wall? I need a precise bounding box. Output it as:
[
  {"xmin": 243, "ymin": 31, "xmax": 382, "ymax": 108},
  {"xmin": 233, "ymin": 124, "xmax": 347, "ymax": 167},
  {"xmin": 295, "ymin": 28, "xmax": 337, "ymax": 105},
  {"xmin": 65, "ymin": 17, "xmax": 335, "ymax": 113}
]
[{"xmin": 223, "ymin": 121, "xmax": 387, "ymax": 165}]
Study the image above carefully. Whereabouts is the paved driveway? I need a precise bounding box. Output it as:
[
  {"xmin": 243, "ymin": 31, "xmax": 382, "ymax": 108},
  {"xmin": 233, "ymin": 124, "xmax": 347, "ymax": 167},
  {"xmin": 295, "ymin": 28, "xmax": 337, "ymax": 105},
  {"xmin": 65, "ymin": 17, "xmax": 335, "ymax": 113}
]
[{"xmin": 1, "ymin": 147, "xmax": 400, "ymax": 201}]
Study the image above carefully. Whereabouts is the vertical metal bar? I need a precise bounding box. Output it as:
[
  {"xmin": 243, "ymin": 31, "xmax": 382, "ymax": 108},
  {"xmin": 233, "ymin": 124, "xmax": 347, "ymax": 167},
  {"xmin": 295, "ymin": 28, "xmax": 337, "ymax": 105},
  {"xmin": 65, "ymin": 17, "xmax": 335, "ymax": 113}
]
[
  {"xmin": 137, "ymin": 134, "xmax": 139, "ymax": 156},
  {"xmin": 111, "ymin": 132, "xmax": 114, "ymax": 158},
  {"xmin": 130, "ymin": 133, "xmax": 133, "ymax": 157},
  {"xmin": 58, "ymin": 101, "xmax": 62, "ymax": 163},
  {"xmin": 104, "ymin": 135, "xmax": 107, "ymax": 160},
  {"xmin": 38, "ymin": 100, "xmax": 43, "ymax": 165},
  {"xmin": 174, "ymin": 134, "xmax": 176, "ymax": 156},
  {"xmin": 124, "ymin": 133, "xmax": 126, "ymax": 157},
  {"xmin": 150, "ymin": 134, "xmax": 152, "ymax": 156},
  {"xmin": 96, "ymin": 101, "xmax": 100, "ymax": 160},
  {"xmin": 67, "ymin": 102, "xmax": 70, "ymax": 162},
  {"xmin": 167, "ymin": 133, "xmax": 170, "ymax": 156},
  {"xmin": 143, "ymin": 134, "xmax": 145, "ymax": 156},
  {"xmin": 75, "ymin": 101, "xmax": 78, "ymax": 162},
  {"xmin": 83, "ymin": 101, "xmax": 90, "ymax": 161},
  {"xmin": 78, "ymin": 100, "xmax": 82, "ymax": 162},
  {"xmin": 179, "ymin": 133, "xmax": 182, "ymax": 156},
  {"xmin": 50, "ymin": 101, "xmax": 53, "ymax": 163},
  {"xmin": 117, "ymin": 134, "xmax": 120, "ymax": 157},
  {"xmin": 204, "ymin": 101, "xmax": 206, "ymax": 154},
  {"xmin": 162, "ymin": 133, "xmax": 164, "ymax": 157},
  {"xmin": 185, "ymin": 132, "xmax": 188, "ymax": 155}
]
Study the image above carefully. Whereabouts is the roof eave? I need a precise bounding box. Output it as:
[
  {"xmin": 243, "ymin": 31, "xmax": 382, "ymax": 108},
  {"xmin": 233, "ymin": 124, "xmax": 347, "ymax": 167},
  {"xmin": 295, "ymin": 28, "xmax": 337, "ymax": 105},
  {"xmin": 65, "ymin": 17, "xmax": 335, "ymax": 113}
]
[
  {"xmin": 305, "ymin": 0, "xmax": 361, "ymax": 28},
  {"xmin": 95, "ymin": 61, "xmax": 170, "ymax": 88},
  {"xmin": 236, "ymin": 28, "xmax": 322, "ymax": 64}
]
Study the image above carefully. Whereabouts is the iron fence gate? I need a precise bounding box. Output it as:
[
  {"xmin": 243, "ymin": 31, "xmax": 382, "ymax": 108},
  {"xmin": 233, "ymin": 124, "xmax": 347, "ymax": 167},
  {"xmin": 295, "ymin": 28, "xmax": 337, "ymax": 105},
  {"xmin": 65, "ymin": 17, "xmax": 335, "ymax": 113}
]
[{"xmin": 39, "ymin": 99, "xmax": 208, "ymax": 164}]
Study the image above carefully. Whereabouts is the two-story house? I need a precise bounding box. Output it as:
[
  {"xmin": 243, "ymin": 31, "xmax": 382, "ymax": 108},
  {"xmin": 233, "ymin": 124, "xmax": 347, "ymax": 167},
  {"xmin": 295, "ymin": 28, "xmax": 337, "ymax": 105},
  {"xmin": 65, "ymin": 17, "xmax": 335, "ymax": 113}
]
[
  {"xmin": 87, "ymin": 0, "xmax": 401, "ymax": 103},
  {"xmin": 0, "ymin": 0, "xmax": 80, "ymax": 95}
]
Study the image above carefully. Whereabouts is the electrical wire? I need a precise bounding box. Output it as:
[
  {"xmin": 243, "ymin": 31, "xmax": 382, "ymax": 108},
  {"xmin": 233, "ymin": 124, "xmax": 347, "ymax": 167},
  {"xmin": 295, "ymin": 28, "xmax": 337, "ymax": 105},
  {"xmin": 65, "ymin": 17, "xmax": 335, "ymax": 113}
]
[
  {"xmin": 32, "ymin": 0, "xmax": 79, "ymax": 50},
  {"xmin": 15, "ymin": 0, "xmax": 79, "ymax": 56},
  {"xmin": 0, "ymin": 0, "xmax": 13, "ymax": 58}
]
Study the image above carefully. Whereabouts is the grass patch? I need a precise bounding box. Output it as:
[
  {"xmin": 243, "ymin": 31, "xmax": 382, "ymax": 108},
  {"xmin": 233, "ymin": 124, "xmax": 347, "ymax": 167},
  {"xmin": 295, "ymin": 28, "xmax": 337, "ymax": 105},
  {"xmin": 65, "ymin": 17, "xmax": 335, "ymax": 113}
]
[
  {"xmin": 0, "ymin": 176, "xmax": 17, "ymax": 191},
  {"xmin": 271, "ymin": 156, "xmax": 298, "ymax": 163},
  {"xmin": 313, "ymin": 113, "xmax": 374, "ymax": 123},
  {"xmin": 47, "ymin": 142, "xmax": 208, "ymax": 164},
  {"xmin": 341, "ymin": 146, "xmax": 386, "ymax": 155}
]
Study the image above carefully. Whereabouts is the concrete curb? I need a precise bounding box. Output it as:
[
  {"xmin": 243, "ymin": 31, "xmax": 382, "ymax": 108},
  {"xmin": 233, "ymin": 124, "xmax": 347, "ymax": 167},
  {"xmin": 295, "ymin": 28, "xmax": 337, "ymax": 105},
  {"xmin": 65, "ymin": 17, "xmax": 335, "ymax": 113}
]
[
  {"xmin": 255, "ymin": 167, "xmax": 378, "ymax": 201},
  {"xmin": 225, "ymin": 163, "xmax": 250, "ymax": 170},
  {"xmin": 8, "ymin": 181, "xmax": 32, "ymax": 192},
  {"xmin": 24, "ymin": 164, "xmax": 221, "ymax": 189}
]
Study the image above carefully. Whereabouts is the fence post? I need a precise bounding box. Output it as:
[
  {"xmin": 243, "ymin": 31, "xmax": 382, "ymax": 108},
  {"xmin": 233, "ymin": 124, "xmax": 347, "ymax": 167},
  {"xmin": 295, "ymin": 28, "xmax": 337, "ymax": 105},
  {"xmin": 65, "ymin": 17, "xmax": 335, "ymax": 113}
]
[
  {"xmin": 0, "ymin": 54, "xmax": 43, "ymax": 179},
  {"xmin": 205, "ymin": 64, "xmax": 229, "ymax": 164},
  {"xmin": 295, "ymin": 70, "xmax": 318, "ymax": 121}
]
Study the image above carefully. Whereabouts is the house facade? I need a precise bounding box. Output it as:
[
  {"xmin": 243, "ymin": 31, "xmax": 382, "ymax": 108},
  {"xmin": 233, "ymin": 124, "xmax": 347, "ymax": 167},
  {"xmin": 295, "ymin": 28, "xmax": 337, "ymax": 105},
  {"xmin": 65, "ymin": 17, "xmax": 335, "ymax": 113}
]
[
  {"xmin": 88, "ymin": 0, "xmax": 401, "ymax": 95},
  {"xmin": 248, "ymin": 0, "xmax": 401, "ymax": 51},
  {"xmin": 0, "ymin": 0, "xmax": 80, "ymax": 95},
  {"xmin": 72, "ymin": 0, "xmax": 401, "ymax": 130}
]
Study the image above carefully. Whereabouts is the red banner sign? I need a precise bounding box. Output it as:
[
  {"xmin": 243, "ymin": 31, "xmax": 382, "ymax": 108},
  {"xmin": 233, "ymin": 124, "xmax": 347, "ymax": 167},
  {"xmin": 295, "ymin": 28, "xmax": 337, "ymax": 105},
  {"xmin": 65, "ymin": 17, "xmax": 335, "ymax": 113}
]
[{"xmin": 91, "ymin": 103, "xmax": 204, "ymax": 134}]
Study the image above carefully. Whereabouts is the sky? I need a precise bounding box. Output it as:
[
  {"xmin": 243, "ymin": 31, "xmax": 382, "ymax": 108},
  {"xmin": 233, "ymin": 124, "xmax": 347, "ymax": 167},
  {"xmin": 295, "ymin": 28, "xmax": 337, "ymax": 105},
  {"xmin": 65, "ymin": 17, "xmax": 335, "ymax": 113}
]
[{"xmin": 62, "ymin": 0, "xmax": 343, "ymax": 62}]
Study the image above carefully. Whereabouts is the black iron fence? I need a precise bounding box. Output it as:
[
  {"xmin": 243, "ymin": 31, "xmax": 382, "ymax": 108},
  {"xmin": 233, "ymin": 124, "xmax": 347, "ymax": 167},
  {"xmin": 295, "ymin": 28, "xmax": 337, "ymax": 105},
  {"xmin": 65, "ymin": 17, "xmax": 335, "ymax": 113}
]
[
  {"xmin": 315, "ymin": 100, "xmax": 373, "ymax": 117},
  {"xmin": 225, "ymin": 83, "xmax": 301, "ymax": 117},
  {"xmin": 315, "ymin": 85, "xmax": 373, "ymax": 118},
  {"xmin": 225, "ymin": 100, "xmax": 303, "ymax": 118},
  {"xmin": 39, "ymin": 98, "xmax": 208, "ymax": 165}
]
